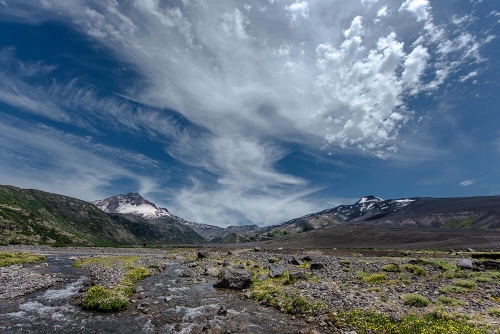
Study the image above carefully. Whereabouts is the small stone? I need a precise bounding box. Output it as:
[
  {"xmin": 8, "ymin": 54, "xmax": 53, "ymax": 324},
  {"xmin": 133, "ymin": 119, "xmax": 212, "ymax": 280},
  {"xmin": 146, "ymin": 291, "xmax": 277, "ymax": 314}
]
[
  {"xmin": 135, "ymin": 285, "xmax": 145, "ymax": 293},
  {"xmin": 165, "ymin": 297, "xmax": 172, "ymax": 302},
  {"xmin": 290, "ymin": 256, "xmax": 303, "ymax": 265},
  {"xmin": 198, "ymin": 251, "xmax": 208, "ymax": 259},
  {"xmin": 310, "ymin": 263, "xmax": 324, "ymax": 270},
  {"xmin": 254, "ymin": 246, "xmax": 261, "ymax": 252},
  {"xmin": 217, "ymin": 305, "xmax": 227, "ymax": 315}
]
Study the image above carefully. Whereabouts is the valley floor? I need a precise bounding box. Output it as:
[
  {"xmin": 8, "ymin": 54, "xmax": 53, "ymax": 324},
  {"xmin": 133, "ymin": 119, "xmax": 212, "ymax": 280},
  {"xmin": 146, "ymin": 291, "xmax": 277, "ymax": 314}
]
[{"xmin": 1, "ymin": 245, "xmax": 499, "ymax": 333}]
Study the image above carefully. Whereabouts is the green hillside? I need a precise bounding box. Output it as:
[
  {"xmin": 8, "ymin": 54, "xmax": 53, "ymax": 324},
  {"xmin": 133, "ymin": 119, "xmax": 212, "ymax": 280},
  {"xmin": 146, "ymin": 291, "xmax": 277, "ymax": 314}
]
[{"xmin": 0, "ymin": 185, "xmax": 204, "ymax": 246}]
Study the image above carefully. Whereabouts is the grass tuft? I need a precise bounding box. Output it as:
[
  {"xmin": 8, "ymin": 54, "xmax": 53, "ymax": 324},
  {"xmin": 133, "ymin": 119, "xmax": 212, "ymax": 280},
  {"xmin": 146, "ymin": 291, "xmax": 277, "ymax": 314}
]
[
  {"xmin": 0, "ymin": 252, "xmax": 45, "ymax": 267},
  {"xmin": 403, "ymin": 293, "xmax": 431, "ymax": 307},
  {"xmin": 382, "ymin": 263, "xmax": 401, "ymax": 272}
]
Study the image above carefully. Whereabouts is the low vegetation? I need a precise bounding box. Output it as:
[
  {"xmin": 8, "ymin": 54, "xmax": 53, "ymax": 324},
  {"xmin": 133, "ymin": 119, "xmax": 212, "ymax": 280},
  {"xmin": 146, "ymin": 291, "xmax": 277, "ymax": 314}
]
[
  {"xmin": 402, "ymin": 293, "xmax": 430, "ymax": 307},
  {"xmin": 76, "ymin": 256, "xmax": 152, "ymax": 311},
  {"xmin": 437, "ymin": 295, "xmax": 466, "ymax": 306},
  {"xmin": 0, "ymin": 251, "xmax": 45, "ymax": 267},
  {"xmin": 334, "ymin": 309, "xmax": 490, "ymax": 334},
  {"xmin": 444, "ymin": 217, "xmax": 476, "ymax": 229}
]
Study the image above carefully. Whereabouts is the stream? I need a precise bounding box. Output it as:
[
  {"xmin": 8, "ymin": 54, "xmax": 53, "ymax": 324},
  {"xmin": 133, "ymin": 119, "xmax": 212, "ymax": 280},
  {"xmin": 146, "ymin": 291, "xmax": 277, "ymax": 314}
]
[{"xmin": 0, "ymin": 254, "xmax": 321, "ymax": 333}]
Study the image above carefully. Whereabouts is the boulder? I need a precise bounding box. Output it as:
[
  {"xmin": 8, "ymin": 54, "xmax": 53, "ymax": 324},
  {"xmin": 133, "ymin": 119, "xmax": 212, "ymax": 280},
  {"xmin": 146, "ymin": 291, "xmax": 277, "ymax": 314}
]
[
  {"xmin": 457, "ymin": 258, "xmax": 473, "ymax": 269},
  {"xmin": 198, "ymin": 251, "xmax": 208, "ymax": 259},
  {"xmin": 290, "ymin": 270, "xmax": 307, "ymax": 280},
  {"xmin": 290, "ymin": 256, "xmax": 303, "ymax": 265},
  {"xmin": 268, "ymin": 258, "xmax": 276, "ymax": 263},
  {"xmin": 310, "ymin": 263, "xmax": 324, "ymax": 270},
  {"xmin": 214, "ymin": 268, "xmax": 253, "ymax": 290},
  {"xmin": 254, "ymin": 246, "xmax": 261, "ymax": 252},
  {"xmin": 301, "ymin": 255, "xmax": 312, "ymax": 262},
  {"xmin": 268, "ymin": 264, "xmax": 285, "ymax": 278}
]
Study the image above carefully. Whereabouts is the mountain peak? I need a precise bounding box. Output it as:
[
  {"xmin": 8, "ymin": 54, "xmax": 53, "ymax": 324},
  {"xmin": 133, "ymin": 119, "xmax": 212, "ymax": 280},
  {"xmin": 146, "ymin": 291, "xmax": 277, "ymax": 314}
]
[
  {"xmin": 355, "ymin": 195, "xmax": 384, "ymax": 205},
  {"xmin": 93, "ymin": 193, "xmax": 172, "ymax": 220}
]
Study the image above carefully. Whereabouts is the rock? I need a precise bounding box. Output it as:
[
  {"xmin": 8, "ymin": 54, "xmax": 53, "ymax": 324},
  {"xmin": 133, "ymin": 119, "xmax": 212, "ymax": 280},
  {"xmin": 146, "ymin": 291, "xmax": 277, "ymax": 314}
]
[
  {"xmin": 134, "ymin": 285, "xmax": 145, "ymax": 293},
  {"xmin": 41, "ymin": 263, "xmax": 49, "ymax": 267},
  {"xmin": 301, "ymin": 255, "xmax": 312, "ymax": 262},
  {"xmin": 408, "ymin": 259, "xmax": 417, "ymax": 265},
  {"xmin": 223, "ymin": 259, "xmax": 231, "ymax": 267},
  {"xmin": 68, "ymin": 256, "xmax": 79, "ymax": 261},
  {"xmin": 467, "ymin": 248, "xmax": 475, "ymax": 252},
  {"xmin": 213, "ymin": 268, "xmax": 253, "ymax": 290},
  {"xmin": 401, "ymin": 252, "xmax": 411, "ymax": 256},
  {"xmin": 268, "ymin": 264, "xmax": 285, "ymax": 278},
  {"xmin": 165, "ymin": 297, "xmax": 172, "ymax": 302},
  {"xmin": 217, "ymin": 305, "xmax": 227, "ymax": 315},
  {"xmin": 310, "ymin": 263, "xmax": 324, "ymax": 270},
  {"xmin": 483, "ymin": 260, "xmax": 500, "ymax": 270},
  {"xmin": 289, "ymin": 270, "xmax": 307, "ymax": 280},
  {"xmin": 179, "ymin": 269, "xmax": 196, "ymax": 278},
  {"xmin": 457, "ymin": 258, "xmax": 473, "ymax": 269},
  {"xmin": 290, "ymin": 256, "xmax": 303, "ymax": 265},
  {"xmin": 277, "ymin": 247, "xmax": 284, "ymax": 251},
  {"xmin": 254, "ymin": 246, "xmax": 261, "ymax": 252},
  {"xmin": 268, "ymin": 258, "xmax": 276, "ymax": 263},
  {"xmin": 232, "ymin": 264, "xmax": 245, "ymax": 270},
  {"xmin": 197, "ymin": 251, "xmax": 208, "ymax": 259}
]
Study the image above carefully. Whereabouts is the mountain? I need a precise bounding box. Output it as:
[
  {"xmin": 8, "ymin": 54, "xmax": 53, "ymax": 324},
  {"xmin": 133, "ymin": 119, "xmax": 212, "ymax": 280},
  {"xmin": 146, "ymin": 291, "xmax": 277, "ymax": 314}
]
[
  {"xmin": 0, "ymin": 185, "xmax": 205, "ymax": 246},
  {"xmin": 93, "ymin": 193, "xmax": 265, "ymax": 243},
  {"xmin": 93, "ymin": 193, "xmax": 172, "ymax": 220}
]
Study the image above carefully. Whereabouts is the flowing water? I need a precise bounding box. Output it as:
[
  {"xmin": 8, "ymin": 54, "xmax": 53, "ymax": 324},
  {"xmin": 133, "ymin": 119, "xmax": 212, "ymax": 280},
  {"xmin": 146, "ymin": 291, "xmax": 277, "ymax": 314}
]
[{"xmin": 0, "ymin": 254, "xmax": 321, "ymax": 333}]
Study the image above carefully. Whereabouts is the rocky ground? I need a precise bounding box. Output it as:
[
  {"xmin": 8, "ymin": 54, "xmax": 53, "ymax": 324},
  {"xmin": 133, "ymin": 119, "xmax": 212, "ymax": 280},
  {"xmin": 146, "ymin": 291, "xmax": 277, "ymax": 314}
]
[{"xmin": 1, "ymin": 246, "xmax": 500, "ymax": 333}]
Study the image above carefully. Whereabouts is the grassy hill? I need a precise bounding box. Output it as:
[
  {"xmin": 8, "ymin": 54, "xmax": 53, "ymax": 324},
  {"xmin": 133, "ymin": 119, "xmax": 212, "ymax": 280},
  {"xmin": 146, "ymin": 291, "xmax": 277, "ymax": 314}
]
[{"xmin": 0, "ymin": 185, "xmax": 205, "ymax": 246}]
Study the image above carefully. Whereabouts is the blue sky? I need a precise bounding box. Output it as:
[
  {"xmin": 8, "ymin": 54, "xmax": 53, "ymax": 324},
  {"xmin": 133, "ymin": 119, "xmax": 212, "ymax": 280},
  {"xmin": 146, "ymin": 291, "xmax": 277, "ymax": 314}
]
[{"xmin": 0, "ymin": 0, "xmax": 499, "ymax": 227}]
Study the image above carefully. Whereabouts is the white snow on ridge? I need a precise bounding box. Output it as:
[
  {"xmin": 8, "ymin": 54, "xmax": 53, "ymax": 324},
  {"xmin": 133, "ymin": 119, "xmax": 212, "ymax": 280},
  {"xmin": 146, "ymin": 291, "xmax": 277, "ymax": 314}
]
[
  {"xmin": 357, "ymin": 196, "xmax": 384, "ymax": 204},
  {"xmin": 115, "ymin": 203, "xmax": 172, "ymax": 219}
]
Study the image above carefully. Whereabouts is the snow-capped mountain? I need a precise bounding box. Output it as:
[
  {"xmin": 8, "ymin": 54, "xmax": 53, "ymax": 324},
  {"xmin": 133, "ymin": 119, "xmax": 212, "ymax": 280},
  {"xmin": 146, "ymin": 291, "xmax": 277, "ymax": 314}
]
[
  {"xmin": 93, "ymin": 193, "xmax": 172, "ymax": 220},
  {"xmin": 283, "ymin": 195, "xmax": 416, "ymax": 225}
]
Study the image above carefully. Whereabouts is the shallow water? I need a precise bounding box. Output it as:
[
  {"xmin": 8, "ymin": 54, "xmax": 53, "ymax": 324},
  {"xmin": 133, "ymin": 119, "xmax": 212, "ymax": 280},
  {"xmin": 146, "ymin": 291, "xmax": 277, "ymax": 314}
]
[{"xmin": 0, "ymin": 254, "xmax": 322, "ymax": 333}]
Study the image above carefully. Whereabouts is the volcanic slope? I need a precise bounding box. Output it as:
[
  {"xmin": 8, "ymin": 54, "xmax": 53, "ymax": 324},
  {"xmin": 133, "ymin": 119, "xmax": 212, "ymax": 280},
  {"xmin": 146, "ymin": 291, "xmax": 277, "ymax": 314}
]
[
  {"xmin": 0, "ymin": 185, "xmax": 205, "ymax": 246},
  {"xmin": 264, "ymin": 195, "xmax": 500, "ymax": 249}
]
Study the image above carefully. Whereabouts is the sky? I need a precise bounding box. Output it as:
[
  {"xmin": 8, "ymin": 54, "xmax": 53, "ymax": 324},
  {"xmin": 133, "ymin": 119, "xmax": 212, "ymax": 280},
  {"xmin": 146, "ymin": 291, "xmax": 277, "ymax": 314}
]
[{"xmin": 0, "ymin": 0, "xmax": 499, "ymax": 228}]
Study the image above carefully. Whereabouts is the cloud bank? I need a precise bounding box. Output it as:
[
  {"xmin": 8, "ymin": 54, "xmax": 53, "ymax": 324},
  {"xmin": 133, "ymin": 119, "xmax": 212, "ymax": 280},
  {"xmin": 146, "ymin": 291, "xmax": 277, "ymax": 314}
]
[{"xmin": 0, "ymin": 0, "xmax": 495, "ymax": 226}]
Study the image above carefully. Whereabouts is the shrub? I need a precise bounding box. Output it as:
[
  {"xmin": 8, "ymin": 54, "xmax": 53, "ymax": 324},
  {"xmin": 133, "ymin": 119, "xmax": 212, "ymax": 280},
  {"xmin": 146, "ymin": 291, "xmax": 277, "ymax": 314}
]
[
  {"xmin": 454, "ymin": 280, "xmax": 477, "ymax": 289},
  {"xmin": 440, "ymin": 285, "xmax": 470, "ymax": 294},
  {"xmin": 83, "ymin": 286, "xmax": 129, "ymax": 311},
  {"xmin": 437, "ymin": 296, "xmax": 466, "ymax": 306},
  {"xmin": 403, "ymin": 264, "xmax": 427, "ymax": 276},
  {"xmin": 403, "ymin": 293, "xmax": 431, "ymax": 307},
  {"xmin": 488, "ymin": 308, "xmax": 500, "ymax": 317},
  {"xmin": 475, "ymin": 276, "xmax": 492, "ymax": 283},
  {"xmin": 382, "ymin": 263, "xmax": 401, "ymax": 272},
  {"xmin": 362, "ymin": 273, "xmax": 387, "ymax": 284}
]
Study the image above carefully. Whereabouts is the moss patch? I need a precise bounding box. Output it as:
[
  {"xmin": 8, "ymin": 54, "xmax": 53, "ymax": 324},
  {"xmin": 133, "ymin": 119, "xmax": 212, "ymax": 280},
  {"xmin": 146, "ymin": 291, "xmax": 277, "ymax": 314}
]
[{"xmin": 0, "ymin": 251, "xmax": 45, "ymax": 267}]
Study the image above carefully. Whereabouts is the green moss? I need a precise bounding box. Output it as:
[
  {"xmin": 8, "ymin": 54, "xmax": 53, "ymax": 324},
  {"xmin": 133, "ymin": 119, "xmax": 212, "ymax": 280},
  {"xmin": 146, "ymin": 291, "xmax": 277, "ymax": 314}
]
[
  {"xmin": 403, "ymin": 293, "xmax": 431, "ymax": 307},
  {"xmin": 440, "ymin": 285, "xmax": 470, "ymax": 294},
  {"xmin": 0, "ymin": 252, "xmax": 45, "ymax": 267},
  {"xmin": 488, "ymin": 308, "xmax": 500, "ymax": 317}
]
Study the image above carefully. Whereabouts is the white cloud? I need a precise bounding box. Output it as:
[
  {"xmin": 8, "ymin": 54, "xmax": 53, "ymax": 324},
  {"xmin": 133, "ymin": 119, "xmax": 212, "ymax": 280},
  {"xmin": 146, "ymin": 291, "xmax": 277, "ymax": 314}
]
[
  {"xmin": 0, "ymin": 0, "xmax": 494, "ymax": 225},
  {"xmin": 459, "ymin": 179, "xmax": 475, "ymax": 187},
  {"xmin": 458, "ymin": 71, "xmax": 478, "ymax": 82},
  {"xmin": 285, "ymin": 1, "xmax": 309, "ymax": 23},
  {"xmin": 377, "ymin": 5, "xmax": 389, "ymax": 18},
  {"xmin": 400, "ymin": 0, "xmax": 430, "ymax": 22}
]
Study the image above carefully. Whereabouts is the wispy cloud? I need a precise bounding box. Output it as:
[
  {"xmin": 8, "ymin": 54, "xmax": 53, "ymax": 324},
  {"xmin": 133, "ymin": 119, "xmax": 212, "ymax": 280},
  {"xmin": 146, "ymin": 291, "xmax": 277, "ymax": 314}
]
[
  {"xmin": 459, "ymin": 179, "xmax": 475, "ymax": 187},
  {"xmin": 0, "ymin": 0, "xmax": 495, "ymax": 226}
]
